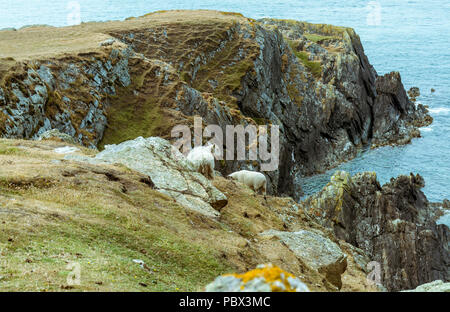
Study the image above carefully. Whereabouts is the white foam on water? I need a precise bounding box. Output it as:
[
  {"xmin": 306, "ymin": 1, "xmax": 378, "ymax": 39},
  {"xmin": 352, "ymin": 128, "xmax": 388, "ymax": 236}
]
[
  {"xmin": 420, "ymin": 126, "xmax": 433, "ymax": 132},
  {"xmin": 437, "ymin": 212, "xmax": 450, "ymax": 228},
  {"xmin": 428, "ymin": 107, "xmax": 450, "ymax": 115}
]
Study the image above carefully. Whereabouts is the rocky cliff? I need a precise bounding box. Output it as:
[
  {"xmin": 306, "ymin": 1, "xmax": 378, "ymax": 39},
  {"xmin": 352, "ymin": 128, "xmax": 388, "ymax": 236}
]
[
  {"xmin": 303, "ymin": 171, "xmax": 449, "ymax": 291},
  {"xmin": 0, "ymin": 10, "xmax": 431, "ymax": 200}
]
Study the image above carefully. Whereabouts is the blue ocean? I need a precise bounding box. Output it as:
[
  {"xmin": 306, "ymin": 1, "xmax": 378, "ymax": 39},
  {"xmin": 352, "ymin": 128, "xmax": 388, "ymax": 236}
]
[{"xmin": 1, "ymin": 0, "xmax": 449, "ymax": 224}]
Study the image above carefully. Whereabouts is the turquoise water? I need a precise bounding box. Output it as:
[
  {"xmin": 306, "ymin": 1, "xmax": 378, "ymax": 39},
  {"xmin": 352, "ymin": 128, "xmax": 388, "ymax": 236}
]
[{"xmin": 1, "ymin": 1, "xmax": 449, "ymax": 206}]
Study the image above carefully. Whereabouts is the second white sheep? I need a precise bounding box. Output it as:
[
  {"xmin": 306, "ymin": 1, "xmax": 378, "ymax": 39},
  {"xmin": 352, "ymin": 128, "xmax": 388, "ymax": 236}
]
[{"xmin": 228, "ymin": 170, "xmax": 267, "ymax": 195}]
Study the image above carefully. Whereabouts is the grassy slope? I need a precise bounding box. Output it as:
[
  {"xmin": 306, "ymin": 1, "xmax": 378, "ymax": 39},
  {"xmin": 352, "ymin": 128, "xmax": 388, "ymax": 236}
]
[
  {"xmin": 0, "ymin": 138, "xmax": 376, "ymax": 292},
  {"xmin": 0, "ymin": 139, "xmax": 232, "ymax": 291}
]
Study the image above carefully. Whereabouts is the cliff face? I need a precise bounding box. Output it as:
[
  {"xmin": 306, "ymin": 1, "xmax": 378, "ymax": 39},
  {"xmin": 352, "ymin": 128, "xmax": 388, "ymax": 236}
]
[
  {"xmin": 303, "ymin": 171, "xmax": 450, "ymax": 291},
  {"xmin": 0, "ymin": 10, "xmax": 431, "ymax": 200},
  {"xmin": 0, "ymin": 47, "xmax": 132, "ymax": 148}
]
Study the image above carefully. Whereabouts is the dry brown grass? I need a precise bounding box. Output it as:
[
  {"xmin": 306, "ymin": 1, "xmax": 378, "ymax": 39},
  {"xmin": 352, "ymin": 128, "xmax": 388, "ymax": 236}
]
[{"xmin": 0, "ymin": 10, "xmax": 247, "ymax": 62}]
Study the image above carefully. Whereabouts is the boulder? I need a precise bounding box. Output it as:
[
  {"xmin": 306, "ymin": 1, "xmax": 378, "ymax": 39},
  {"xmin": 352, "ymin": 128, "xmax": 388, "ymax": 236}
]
[
  {"xmin": 260, "ymin": 229, "xmax": 347, "ymax": 289},
  {"xmin": 66, "ymin": 136, "xmax": 227, "ymax": 217},
  {"xmin": 205, "ymin": 264, "xmax": 309, "ymax": 292}
]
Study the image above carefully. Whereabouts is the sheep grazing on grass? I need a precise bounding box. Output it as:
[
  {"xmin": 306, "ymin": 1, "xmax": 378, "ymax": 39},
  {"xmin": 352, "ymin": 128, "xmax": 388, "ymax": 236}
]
[
  {"xmin": 187, "ymin": 145, "xmax": 215, "ymax": 179},
  {"xmin": 228, "ymin": 170, "xmax": 267, "ymax": 196}
]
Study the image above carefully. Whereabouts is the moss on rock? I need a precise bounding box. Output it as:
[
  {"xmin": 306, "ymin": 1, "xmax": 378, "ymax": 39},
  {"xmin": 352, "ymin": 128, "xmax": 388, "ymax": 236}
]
[{"xmin": 288, "ymin": 40, "xmax": 322, "ymax": 78}]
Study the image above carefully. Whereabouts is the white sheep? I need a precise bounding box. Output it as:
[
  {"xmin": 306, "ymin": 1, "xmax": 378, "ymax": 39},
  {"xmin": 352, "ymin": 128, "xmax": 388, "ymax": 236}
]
[
  {"xmin": 228, "ymin": 170, "xmax": 267, "ymax": 196},
  {"xmin": 187, "ymin": 144, "xmax": 215, "ymax": 179}
]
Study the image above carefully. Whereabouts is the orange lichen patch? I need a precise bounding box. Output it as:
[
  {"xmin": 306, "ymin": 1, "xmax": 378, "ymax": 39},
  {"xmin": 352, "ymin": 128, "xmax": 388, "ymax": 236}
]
[{"xmin": 227, "ymin": 264, "xmax": 299, "ymax": 292}]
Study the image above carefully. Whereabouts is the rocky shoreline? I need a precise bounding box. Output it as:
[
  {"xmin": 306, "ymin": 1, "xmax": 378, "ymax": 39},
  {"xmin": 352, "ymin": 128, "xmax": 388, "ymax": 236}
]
[{"xmin": 0, "ymin": 10, "xmax": 446, "ymax": 292}]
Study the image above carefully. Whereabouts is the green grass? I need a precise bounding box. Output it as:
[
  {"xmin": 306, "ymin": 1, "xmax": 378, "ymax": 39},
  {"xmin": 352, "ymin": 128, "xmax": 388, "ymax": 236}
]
[
  {"xmin": 0, "ymin": 217, "xmax": 228, "ymax": 291},
  {"xmin": 99, "ymin": 96, "xmax": 164, "ymax": 149},
  {"xmin": 0, "ymin": 146, "xmax": 26, "ymax": 156},
  {"xmin": 98, "ymin": 65, "xmax": 168, "ymax": 149},
  {"xmin": 0, "ymin": 141, "xmax": 236, "ymax": 292},
  {"xmin": 288, "ymin": 40, "xmax": 322, "ymax": 78},
  {"xmin": 0, "ymin": 183, "xmax": 232, "ymax": 291}
]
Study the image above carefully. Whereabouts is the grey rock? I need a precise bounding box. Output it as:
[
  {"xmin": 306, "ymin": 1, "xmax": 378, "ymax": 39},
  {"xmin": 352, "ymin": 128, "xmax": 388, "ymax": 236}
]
[
  {"xmin": 0, "ymin": 47, "xmax": 133, "ymax": 147},
  {"xmin": 0, "ymin": 87, "xmax": 5, "ymax": 105},
  {"xmin": 36, "ymin": 65, "xmax": 56, "ymax": 90},
  {"xmin": 372, "ymin": 73, "xmax": 430, "ymax": 147},
  {"xmin": 260, "ymin": 229, "xmax": 347, "ymax": 289},
  {"xmin": 100, "ymin": 38, "xmax": 116, "ymax": 47},
  {"xmin": 66, "ymin": 136, "xmax": 227, "ymax": 217},
  {"xmin": 205, "ymin": 275, "xmax": 260, "ymax": 292}
]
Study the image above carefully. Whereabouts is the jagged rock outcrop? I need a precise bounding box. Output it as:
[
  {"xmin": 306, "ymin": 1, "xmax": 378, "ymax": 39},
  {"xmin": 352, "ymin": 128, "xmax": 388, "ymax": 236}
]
[
  {"xmin": 430, "ymin": 200, "xmax": 450, "ymax": 223},
  {"xmin": 205, "ymin": 264, "xmax": 310, "ymax": 292},
  {"xmin": 0, "ymin": 11, "xmax": 432, "ymax": 199},
  {"xmin": 260, "ymin": 229, "xmax": 347, "ymax": 289},
  {"xmin": 372, "ymin": 72, "xmax": 432, "ymax": 147},
  {"xmin": 407, "ymin": 86, "xmax": 421, "ymax": 102},
  {"xmin": 303, "ymin": 171, "xmax": 450, "ymax": 291},
  {"xmin": 444, "ymin": 199, "xmax": 450, "ymax": 209},
  {"xmin": 66, "ymin": 136, "xmax": 227, "ymax": 217}
]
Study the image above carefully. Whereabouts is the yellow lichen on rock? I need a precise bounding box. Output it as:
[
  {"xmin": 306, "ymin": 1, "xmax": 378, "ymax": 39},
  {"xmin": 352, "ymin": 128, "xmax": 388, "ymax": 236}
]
[{"xmin": 226, "ymin": 264, "xmax": 308, "ymax": 292}]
